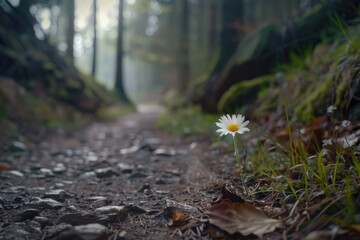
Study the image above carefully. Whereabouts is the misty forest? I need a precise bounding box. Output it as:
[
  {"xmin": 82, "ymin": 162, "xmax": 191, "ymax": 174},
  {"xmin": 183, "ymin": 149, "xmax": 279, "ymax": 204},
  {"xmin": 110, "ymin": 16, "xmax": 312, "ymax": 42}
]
[{"xmin": 1, "ymin": 0, "xmax": 360, "ymax": 239}]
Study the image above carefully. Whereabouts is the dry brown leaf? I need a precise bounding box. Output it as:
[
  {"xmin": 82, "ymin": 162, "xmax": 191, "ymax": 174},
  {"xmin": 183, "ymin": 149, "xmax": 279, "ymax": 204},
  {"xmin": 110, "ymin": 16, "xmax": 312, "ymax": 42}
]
[
  {"xmin": 163, "ymin": 207, "xmax": 188, "ymax": 227},
  {"xmin": 0, "ymin": 163, "xmax": 13, "ymax": 170},
  {"xmin": 206, "ymin": 199, "xmax": 282, "ymax": 238},
  {"xmin": 172, "ymin": 211, "xmax": 186, "ymax": 223}
]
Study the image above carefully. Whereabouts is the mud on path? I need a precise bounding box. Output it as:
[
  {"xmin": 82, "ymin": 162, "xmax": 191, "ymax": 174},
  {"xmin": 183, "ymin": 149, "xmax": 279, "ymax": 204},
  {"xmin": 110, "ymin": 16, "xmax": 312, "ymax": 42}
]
[{"xmin": 0, "ymin": 112, "xmax": 236, "ymax": 239}]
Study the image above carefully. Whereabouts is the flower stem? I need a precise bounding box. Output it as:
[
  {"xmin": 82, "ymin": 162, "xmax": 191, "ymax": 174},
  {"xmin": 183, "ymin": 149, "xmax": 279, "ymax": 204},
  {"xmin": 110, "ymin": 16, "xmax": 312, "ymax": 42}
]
[{"xmin": 233, "ymin": 134, "xmax": 242, "ymax": 175}]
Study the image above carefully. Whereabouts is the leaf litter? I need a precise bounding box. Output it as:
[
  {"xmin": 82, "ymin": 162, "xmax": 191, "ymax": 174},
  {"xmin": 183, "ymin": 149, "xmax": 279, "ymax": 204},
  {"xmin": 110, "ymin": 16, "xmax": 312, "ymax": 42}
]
[{"xmin": 206, "ymin": 199, "xmax": 282, "ymax": 238}]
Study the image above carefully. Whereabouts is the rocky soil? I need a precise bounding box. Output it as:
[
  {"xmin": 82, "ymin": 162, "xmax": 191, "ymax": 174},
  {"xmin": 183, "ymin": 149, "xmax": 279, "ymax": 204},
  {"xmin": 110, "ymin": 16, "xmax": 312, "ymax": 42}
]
[{"xmin": 0, "ymin": 112, "xmax": 235, "ymax": 240}]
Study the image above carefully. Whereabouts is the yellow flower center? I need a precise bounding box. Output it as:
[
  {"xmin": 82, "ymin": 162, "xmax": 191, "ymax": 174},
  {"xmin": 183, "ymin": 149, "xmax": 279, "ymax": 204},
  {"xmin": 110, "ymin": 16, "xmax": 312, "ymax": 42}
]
[{"xmin": 227, "ymin": 123, "xmax": 239, "ymax": 132}]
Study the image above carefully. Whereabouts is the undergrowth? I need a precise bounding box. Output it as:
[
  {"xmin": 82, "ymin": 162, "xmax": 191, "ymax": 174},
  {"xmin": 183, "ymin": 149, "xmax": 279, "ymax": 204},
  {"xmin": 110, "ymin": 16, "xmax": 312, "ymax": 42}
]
[
  {"xmin": 153, "ymin": 11, "xmax": 360, "ymax": 239},
  {"xmin": 156, "ymin": 101, "xmax": 360, "ymax": 237},
  {"xmin": 243, "ymin": 105, "xmax": 360, "ymax": 235},
  {"xmin": 156, "ymin": 105, "xmax": 218, "ymax": 137}
]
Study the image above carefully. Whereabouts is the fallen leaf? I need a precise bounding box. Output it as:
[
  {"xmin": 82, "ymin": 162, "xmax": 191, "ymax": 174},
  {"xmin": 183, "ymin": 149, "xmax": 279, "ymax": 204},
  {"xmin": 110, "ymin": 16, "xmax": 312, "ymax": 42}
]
[
  {"xmin": 206, "ymin": 199, "xmax": 282, "ymax": 238},
  {"xmin": 163, "ymin": 207, "xmax": 188, "ymax": 227},
  {"xmin": 172, "ymin": 211, "xmax": 186, "ymax": 222},
  {"xmin": 0, "ymin": 163, "xmax": 12, "ymax": 170}
]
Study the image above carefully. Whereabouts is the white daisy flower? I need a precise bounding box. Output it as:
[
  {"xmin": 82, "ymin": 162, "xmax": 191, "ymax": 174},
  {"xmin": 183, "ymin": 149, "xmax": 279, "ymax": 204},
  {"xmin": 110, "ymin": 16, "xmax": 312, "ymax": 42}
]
[{"xmin": 215, "ymin": 114, "xmax": 250, "ymax": 137}]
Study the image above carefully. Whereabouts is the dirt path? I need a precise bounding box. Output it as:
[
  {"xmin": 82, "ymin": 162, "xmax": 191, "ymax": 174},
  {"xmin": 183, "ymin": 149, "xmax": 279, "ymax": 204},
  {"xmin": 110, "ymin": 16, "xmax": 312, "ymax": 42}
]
[{"xmin": 0, "ymin": 112, "xmax": 232, "ymax": 239}]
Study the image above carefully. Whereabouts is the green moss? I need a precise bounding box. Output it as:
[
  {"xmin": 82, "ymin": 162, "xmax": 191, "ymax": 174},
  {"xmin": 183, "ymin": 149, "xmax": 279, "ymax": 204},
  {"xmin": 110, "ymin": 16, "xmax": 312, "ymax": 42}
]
[
  {"xmin": 54, "ymin": 70, "xmax": 64, "ymax": 79},
  {"xmin": 294, "ymin": 74, "xmax": 334, "ymax": 122},
  {"xmin": 217, "ymin": 75, "xmax": 274, "ymax": 113},
  {"xmin": 43, "ymin": 62, "xmax": 55, "ymax": 70},
  {"xmin": 58, "ymin": 87, "xmax": 69, "ymax": 98},
  {"xmin": 335, "ymin": 73, "xmax": 349, "ymax": 109},
  {"xmin": 67, "ymin": 78, "xmax": 82, "ymax": 90},
  {"xmin": 47, "ymin": 76, "xmax": 58, "ymax": 94},
  {"xmin": 22, "ymin": 94, "xmax": 38, "ymax": 107},
  {"xmin": 84, "ymin": 86, "xmax": 95, "ymax": 99},
  {"xmin": 334, "ymin": 54, "xmax": 360, "ymax": 114},
  {"xmin": 252, "ymin": 35, "xmax": 360, "ymax": 123}
]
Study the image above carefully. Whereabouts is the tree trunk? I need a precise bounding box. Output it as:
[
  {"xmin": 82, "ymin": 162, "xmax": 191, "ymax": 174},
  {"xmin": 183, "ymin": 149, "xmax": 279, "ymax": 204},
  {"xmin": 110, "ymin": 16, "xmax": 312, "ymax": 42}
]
[
  {"xmin": 65, "ymin": 0, "xmax": 75, "ymax": 62},
  {"xmin": 196, "ymin": 0, "xmax": 243, "ymax": 112},
  {"xmin": 115, "ymin": 0, "xmax": 129, "ymax": 102},
  {"xmin": 91, "ymin": 0, "xmax": 97, "ymax": 77},
  {"xmin": 179, "ymin": 0, "xmax": 189, "ymax": 92}
]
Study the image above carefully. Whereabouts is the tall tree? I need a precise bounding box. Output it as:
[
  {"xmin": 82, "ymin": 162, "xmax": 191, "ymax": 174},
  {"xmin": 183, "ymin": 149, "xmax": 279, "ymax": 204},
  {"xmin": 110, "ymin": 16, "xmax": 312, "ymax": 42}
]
[
  {"xmin": 179, "ymin": 0, "xmax": 189, "ymax": 92},
  {"xmin": 65, "ymin": 0, "xmax": 75, "ymax": 62},
  {"xmin": 115, "ymin": 0, "xmax": 129, "ymax": 102},
  {"xmin": 91, "ymin": 0, "xmax": 97, "ymax": 76},
  {"xmin": 191, "ymin": 0, "xmax": 243, "ymax": 111}
]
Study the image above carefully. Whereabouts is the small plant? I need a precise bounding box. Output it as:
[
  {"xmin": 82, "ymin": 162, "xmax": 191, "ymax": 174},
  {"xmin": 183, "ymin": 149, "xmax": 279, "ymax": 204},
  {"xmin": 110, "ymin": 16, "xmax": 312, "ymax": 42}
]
[{"xmin": 215, "ymin": 114, "xmax": 250, "ymax": 174}]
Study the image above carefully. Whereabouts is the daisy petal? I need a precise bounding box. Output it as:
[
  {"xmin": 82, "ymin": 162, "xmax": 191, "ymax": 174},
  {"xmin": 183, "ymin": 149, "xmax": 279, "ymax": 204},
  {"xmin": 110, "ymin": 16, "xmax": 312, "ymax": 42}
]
[{"xmin": 215, "ymin": 114, "xmax": 250, "ymax": 137}]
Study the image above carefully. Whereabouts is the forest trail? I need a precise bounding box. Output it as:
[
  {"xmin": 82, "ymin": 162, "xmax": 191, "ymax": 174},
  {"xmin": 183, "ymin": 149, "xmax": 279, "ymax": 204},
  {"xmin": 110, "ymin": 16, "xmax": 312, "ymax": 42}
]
[{"xmin": 0, "ymin": 112, "xmax": 228, "ymax": 239}]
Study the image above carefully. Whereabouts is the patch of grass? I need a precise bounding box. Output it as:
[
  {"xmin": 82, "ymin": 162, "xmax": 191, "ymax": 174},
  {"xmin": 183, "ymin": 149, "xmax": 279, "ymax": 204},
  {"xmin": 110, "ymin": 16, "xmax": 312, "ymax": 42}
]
[
  {"xmin": 156, "ymin": 105, "xmax": 218, "ymax": 137},
  {"xmin": 242, "ymin": 110, "xmax": 360, "ymax": 234},
  {"xmin": 96, "ymin": 104, "xmax": 135, "ymax": 122},
  {"xmin": 277, "ymin": 45, "xmax": 314, "ymax": 73}
]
